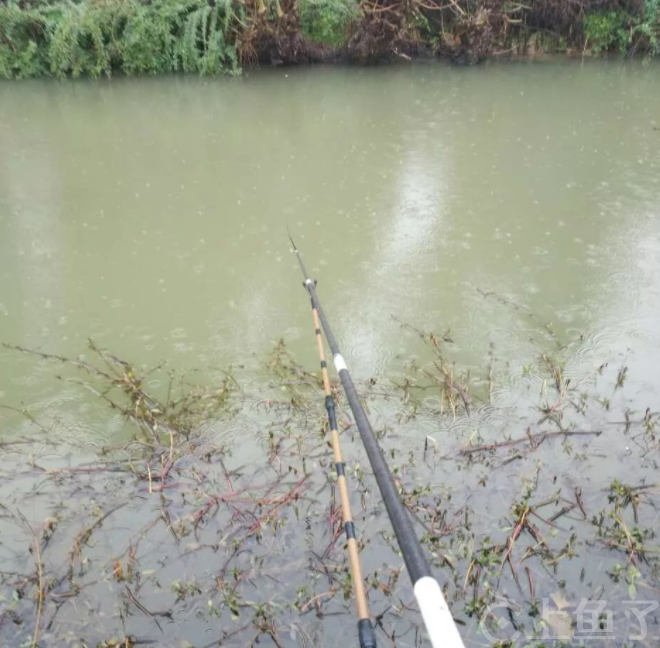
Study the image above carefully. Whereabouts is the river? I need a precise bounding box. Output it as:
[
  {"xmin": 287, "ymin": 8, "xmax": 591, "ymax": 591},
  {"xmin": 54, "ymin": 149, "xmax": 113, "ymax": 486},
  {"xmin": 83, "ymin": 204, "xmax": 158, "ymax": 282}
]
[{"xmin": 1, "ymin": 59, "xmax": 659, "ymax": 647}]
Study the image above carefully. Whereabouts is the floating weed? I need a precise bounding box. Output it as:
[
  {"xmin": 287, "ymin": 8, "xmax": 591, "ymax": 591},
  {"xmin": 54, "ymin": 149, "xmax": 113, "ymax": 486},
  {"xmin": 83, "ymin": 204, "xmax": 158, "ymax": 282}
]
[
  {"xmin": 593, "ymin": 481, "xmax": 658, "ymax": 564},
  {"xmin": 616, "ymin": 365, "xmax": 629, "ymax": 390}
]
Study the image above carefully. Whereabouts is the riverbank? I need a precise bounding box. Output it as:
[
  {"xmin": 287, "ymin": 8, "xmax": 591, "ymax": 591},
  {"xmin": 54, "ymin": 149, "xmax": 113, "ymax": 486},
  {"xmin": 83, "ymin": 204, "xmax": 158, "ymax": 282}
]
[{"xmin": 1, "ymin": 0, "xmax": 659, "ymax": 78}]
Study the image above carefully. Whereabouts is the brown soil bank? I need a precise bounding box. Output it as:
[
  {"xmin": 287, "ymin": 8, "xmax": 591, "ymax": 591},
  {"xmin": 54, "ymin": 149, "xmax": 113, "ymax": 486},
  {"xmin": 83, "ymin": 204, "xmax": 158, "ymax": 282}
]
[{"xmin": 0, "ymin": 0, "xmax": 658, "ymax": 78}]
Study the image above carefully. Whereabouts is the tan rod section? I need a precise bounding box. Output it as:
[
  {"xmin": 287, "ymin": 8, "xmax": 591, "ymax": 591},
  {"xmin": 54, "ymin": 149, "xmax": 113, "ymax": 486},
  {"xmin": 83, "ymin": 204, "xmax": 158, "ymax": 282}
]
[{"xmin": 311, "ymin": 306, "xmax": 372, "ymax": 626}]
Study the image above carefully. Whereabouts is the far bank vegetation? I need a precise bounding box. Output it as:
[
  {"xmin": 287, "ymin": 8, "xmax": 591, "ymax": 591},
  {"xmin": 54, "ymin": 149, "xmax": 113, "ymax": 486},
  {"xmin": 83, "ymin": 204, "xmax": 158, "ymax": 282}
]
[{"xmin": 1, "ymin": 0, "xmax": 659, "ymax": 78}]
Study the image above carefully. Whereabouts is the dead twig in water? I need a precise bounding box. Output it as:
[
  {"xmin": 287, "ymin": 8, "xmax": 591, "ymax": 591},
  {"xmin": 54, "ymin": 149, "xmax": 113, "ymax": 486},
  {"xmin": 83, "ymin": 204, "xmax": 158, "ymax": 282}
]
[
  {"xmin": 69, "ymin": 502, "xmax": 128, "ymax": 576},
  {"xmin": 459, "ymin": 429, "xmax": 601, "ymax": 455},
  {"xmin": 125, "ymin": 586, "xmax": 172, "ymax": 632},
  {"xmin": 475, "ymin": 287, "xmax": 564, "ymax": 350},
  {"xmin": 300, "ymin": 588, "xmax": 338, "ymax": 612},
  {"xmin": 0, "ymin": 405, "xmax": 52, "ymax": 434},
  {"xmin": 18, "ymin": 511, "xmax": 44, "ymax": 648}
]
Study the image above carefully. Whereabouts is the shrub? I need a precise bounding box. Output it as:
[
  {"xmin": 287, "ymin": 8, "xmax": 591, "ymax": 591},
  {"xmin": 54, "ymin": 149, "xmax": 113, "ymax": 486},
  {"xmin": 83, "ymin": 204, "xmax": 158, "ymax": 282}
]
[
  {"xmin": 633, "ymin": 0, "xmax": 660, "ymax": 54},
  {"xmin": 120, "ymin": 0, "xmax": 183, "ymax": 75},
  {"xmin": 47, "ymin": 0, "xmax": 128, "ymax": 78},
  {"xmin": 299, "ymin": 0, "xmax": 358, "ymax": 47},
  {"xmin": 0, "ymin": 4, "xmax": 50, "ymax": 78},
  {"xmin": 175, "ymin": 1, "xmax": 239, "ymax": 74},
  {"xmin": 0, "ymin": 0, "xmax": 242, "ymax": 78},
  {"xmin": 583, "ymin": 0, "xmax": 660, "ymax": 55},
  {"xmin": 583, "ymin": 10, "xmax": 632, "ymax": 54}
]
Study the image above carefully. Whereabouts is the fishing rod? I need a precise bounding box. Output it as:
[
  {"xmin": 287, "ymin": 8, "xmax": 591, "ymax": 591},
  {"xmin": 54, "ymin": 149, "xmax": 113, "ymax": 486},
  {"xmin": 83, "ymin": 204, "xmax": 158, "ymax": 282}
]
[
  {"xmin": 289, "ymin": 232, "xmax": 465, "ymax": 648},
  {"xmin": 304, "ymin": 278, "xmax": 377, "ymax": 648}
]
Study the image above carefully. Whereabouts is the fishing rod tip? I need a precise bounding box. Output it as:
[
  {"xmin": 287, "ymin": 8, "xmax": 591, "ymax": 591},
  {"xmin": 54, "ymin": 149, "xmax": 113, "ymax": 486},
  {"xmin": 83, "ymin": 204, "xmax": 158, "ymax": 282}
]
[{"xmin": 286, "ymin": 225, "xmax": 299, "ymax": 252}]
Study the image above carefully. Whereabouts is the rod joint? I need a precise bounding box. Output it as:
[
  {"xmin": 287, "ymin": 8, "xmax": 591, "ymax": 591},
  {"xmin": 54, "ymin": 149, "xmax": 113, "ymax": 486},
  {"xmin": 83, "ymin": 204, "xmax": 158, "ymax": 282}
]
[
  {"xmin": 358, "ymin": 619, "xmax": 377, "ymax": 648},
  {"xmin": 325, "ymin": 396, "xmax": 338, "ymax": 430}
]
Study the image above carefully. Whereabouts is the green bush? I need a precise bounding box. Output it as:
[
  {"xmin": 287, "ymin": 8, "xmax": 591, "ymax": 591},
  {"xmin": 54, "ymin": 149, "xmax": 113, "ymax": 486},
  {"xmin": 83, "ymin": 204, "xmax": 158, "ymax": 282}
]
[
  {"xmin": 120, "ymin": 0, "xmax": 182, "ymax": 75},
  {"xmin": 0, "ymin": 0, "xmax": 241, "ymax": 79},
  {"xmin": 0, "ymin": 5, "xmax": 50, "ymax": 78},
  {"xmin": 175, "ymin": 2, "xmax": 239, "ymax": 74},
  {"xmin": 584, "ymin": 0, "xmax": 660, "ymax": 55},
  {"xmin": 634, "ymin": 0, "xmax": 660, "ymax": 54},
  {"xmin": 299, "ymin": 0, "xmax": 358, "ymax": 47},
  {"xmin": 583, "ymin": 10, "xmax": 632, "ymax": 54},
  {"xmin": 48, "ymin": 1, "xmax": 125, "ymax": 78}
]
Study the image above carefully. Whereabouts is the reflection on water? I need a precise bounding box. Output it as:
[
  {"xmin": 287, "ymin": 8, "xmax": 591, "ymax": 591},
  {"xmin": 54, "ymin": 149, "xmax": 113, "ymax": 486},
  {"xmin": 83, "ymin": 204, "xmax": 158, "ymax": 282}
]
[
  {"xmin": 345, "ymin": 128, "xmax": 449, "ymax": 373},
  {"xmin": 1, "ymin": 60, "xmax": 659, "ymax": 443}
]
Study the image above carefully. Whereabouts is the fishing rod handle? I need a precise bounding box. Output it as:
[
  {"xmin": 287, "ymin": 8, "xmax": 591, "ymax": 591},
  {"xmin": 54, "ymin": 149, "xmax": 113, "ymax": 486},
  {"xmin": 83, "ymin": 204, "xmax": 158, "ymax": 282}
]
[{"xmin": 414, "ymin": 577, "xmax": 466, "ymax": 648}]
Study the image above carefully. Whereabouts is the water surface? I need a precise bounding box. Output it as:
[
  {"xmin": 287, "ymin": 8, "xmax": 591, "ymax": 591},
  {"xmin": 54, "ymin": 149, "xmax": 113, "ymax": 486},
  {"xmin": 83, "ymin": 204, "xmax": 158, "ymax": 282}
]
[{"xmin": 1, "ymin": 59, "xmax": 659, "ymax": 435}]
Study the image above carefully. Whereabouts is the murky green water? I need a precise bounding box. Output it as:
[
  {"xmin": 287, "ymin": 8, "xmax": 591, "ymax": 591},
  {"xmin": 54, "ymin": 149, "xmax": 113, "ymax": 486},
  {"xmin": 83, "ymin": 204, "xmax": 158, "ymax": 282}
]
[
  {"xmin": 1, "ymin": 59, "xmax": 659, "ymax": 444},
  {"xmin": 1, "ymin": 59, "xmax": 660, "ymax": 648}
]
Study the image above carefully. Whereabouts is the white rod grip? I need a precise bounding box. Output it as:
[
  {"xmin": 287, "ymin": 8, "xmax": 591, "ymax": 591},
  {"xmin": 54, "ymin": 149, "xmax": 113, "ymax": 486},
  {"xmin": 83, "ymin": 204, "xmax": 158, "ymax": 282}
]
[{"xmin": 414, "ymin": 577, "xmax": 465, "ymax": 648}]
